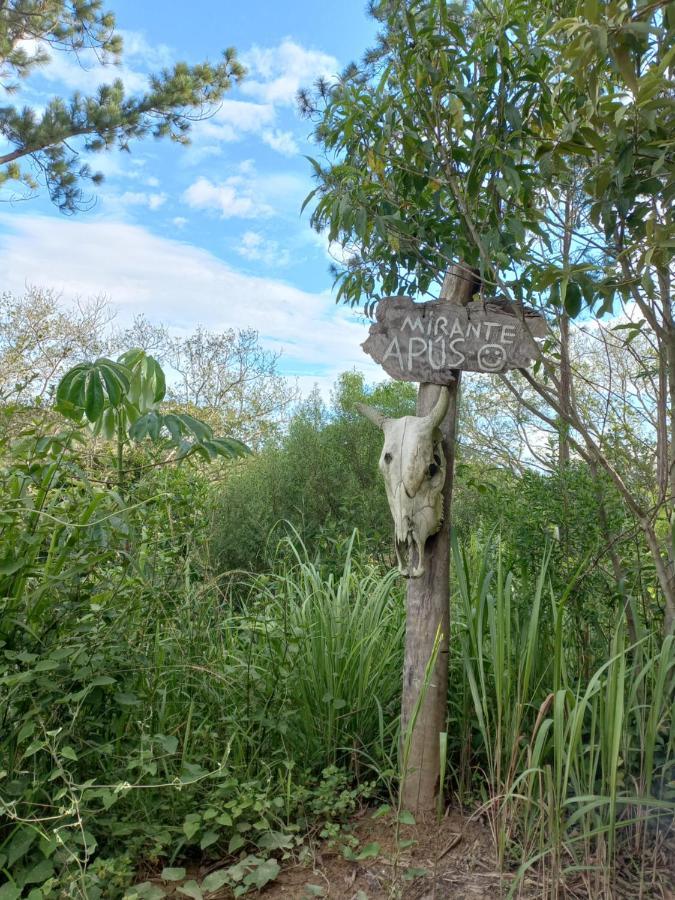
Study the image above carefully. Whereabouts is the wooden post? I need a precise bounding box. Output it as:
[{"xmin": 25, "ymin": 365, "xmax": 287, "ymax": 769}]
[{"xmin": 400, "ymin": 265, "xmax": 477, "ymax": 814}]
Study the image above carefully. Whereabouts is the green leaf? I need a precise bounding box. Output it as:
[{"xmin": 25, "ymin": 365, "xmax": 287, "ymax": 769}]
[
  {"xmin": 156, "ymin": 734, "xmax": 179, "ymax": 755},
  {"xmin": 177, "ymin": 880, "xmax": 203, "ymax": 900},
  {"xmin": 177, "ymin": 413, "xmax": 213, "ymax": 443},
  {"xmin": 114, "ymin": 692, "xmax": 141, "ymax": 706},
  {"xmin": 56, "ymin": 364, "xmax": 90, "ymax": 410},
  {"xmin": 354, "ymin": 842, "xmax": 380, "ymax": 860},
  {"xmin": 398, "ymin": 810, "xmax": 416, "ymax": 826},
  {"xmin": 22, "ymin": 858, "xmax": 54, "ymax": 885},
  {"xmin": 130, "ymin": 411, "xmax": 163, "ymax": 443},
  {"xmin": 201, "ymin": 871, "xmax": 229, "ymax": 894},
  {"xmin": 564, "ymin": 282, "xmax": 582, "ymax": 318},
  {"xmin": 118, "ymin": 348, "xmax": 146, "ymax": 369},
  {"xmin": 161, "ymin": 868, "xmax": 186, "ymax": 882},
  {"xmin": 228, "ymin": 833, "xmax": 245, "ymax": 854},
  {"xmin": 84, "ymin": 370, "xmax": 105, "ymax": 422},
  {"xmin": 200, "ymin": 830, "xmax": 219, "ymax": 850},
  {"xmin": 147, "ymin": 357, "xmax": 166, "ymax": 403},
  {"xmin": 21, "ymin": 740, "xmax": 45, "ymax": 760},
  {"xmin": 163, "ymin": 413, "xmax": 183, "ymax": 444},
  {"xmin": 371, "ymin": 804, "xmax": 391, "ymax": 820},
  {"xmin": 257, "ymin": 831, "xmax": 294, "ymax": 851},
  {"xmin": 403, "ymin": 866, "xmax": 429, "ymax": 880},
  {"xmin": 98, "ymin": 360, "xmax": 130, "ymax": 406},
  {"xmin": 611, "ymin": 44, "xmax": 637, "ymax": 92},
  {"xmin": 99, "ymin": 407, "xmax": 117, "ymax": 440},
  {"xmin": 245, "ymin": 859, "xmax": 279, "ymax": 890},
  {"xmin": 7, "ymin": 828, "xmax": 37, "ymax": 867},
  {"xmin": 129, "ymin": 883, "xmax": 166, "ymax": 900},
  {"xmin": 90, "ymin": 675, "xmax": 116, "ymax": 687},
  {"xmin": 0, "ymin": 886, "xmax": 21, "ymax": 900},
  {"xmin": 183, "ymin": 813, "xmax": 201, "ymax": 840}
]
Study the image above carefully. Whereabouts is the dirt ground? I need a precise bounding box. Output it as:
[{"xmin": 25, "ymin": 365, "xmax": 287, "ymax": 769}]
[
  {"xmin": 146, "ymin": 807, "xmax": 675, "ymax": 900},
  {"xmin": 261, "ymin": 807, "xmax": 514, "ymax": 899},
  {"xmin": 258, "ymin": 807, "xmax": 675, "ymax": 900}
]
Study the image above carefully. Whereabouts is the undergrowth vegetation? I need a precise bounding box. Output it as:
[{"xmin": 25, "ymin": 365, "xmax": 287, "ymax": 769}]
[
  {"xmin": 1, "ymin": 356, "xmax": 673, "ymax": 899},
  {"xmin": 0, "ymin": 394, "xmax": 675, "ymax": 900}
]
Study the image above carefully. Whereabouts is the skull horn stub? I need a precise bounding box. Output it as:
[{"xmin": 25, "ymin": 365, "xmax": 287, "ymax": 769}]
[
  {"xmin": 424, "ymin": 387, "xmax": 450, "ymax": 429},
  {"xmin": 355, "ymin": 402, "xmax": 387, "ymax": 429}
]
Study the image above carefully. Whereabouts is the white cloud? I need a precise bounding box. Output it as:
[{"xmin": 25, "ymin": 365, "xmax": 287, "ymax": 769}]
[
  {"xmin": 172, "ymin": 217, "xmax": 188, "ymax": 229},
  {"xmin": 187, "ymin": 99, "xmax": 301, "ymax": 161},
  {"xmin": 0, "ymin": 215, "xmax": 378, "ymax": 385},
  {"xmin": 242, "ymin": 39, "xmax": 338, "ymax": 106},
  {"xmin": 182, "ymin": 161, "xmax": 307, "ymax": 220},
  {"xmin": 261, "ymin": 129, "xmax": 298, "ymax": 156},
  {"xmin": 117, "ymin": 30, "xmax": 173, "ymax": 69},
  {"xmin": 18, "ymin": 30, "xmax": 172, "ymax": 96},
  {"xmin": 117, "ymin": 191, "xmax": 167, "ymax": 210},
  {"xmin": 182, "ymin": 175, "xmax": 273, "ymax": 219},
  {"xmin": 236, "ymin": 230, "xmax": 291, "ymax": 267},
  {"xmin": 182, "ymin": 40, "xmax": 335, "ymax": 161},
  {"xmin": 21, "ymin": 39, "xmax": 146, "ymax": 94},
  {"xmin": 191, "ymin": 99, "xmax": 276, "ymax": 145}
]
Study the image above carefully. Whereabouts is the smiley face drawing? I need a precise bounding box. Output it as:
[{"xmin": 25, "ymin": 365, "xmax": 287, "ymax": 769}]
[{"xmin": 477, "ymin": 343, "xmax": 507, "ymax": 371}]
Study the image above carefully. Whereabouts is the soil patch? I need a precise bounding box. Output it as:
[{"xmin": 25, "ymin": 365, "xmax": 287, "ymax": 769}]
[{"xmin": 262, "ymin": 807, "xmax": 510, "ymax": 899}]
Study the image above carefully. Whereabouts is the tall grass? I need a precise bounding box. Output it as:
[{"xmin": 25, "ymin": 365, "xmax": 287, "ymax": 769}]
[
  {"xmin": 451, "ymin": 534, "xmax": 675, "ymax": 897},
  {"xmin": 237, "ymin": 531, "xmax": 405, "ymax": 775}
]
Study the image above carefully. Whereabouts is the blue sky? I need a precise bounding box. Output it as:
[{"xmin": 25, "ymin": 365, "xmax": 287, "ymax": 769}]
[{"xmin": 0, "ymin": 0, "xmax": 384, "ymax": 395}]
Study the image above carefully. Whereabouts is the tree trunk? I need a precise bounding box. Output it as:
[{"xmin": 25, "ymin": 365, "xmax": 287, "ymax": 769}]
[
  {"xmin": 559, "ymin": 310, "xmax": 572, "ymax": 470},
  {"xmin": 400, "ymin": 265, "xmax": 477, "ymax": 814},
  {"xmin": 558, "ymin": 190, "xmax": 574, "ymax": 470},
  {"xmin": 590, "ymin": 460, "xmax": 638, "ymax": 643},
  {"xmin": 658, "ymin": 265, "xmax": 675, "ymax": 634}
]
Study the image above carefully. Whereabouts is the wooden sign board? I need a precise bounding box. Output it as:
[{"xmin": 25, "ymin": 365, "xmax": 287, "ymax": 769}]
[{"xmin": 362, "ymin": 295, "xmax": 548, "ymax": 383}]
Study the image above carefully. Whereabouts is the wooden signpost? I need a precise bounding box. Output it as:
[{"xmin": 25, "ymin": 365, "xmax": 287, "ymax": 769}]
[
  {"xmin": 363, "ymin": 293, "xmax": 548, "ymax": 382},
  {"xmin": 361, "ymin": 268, "xmax": 547, "ymax": 814}
]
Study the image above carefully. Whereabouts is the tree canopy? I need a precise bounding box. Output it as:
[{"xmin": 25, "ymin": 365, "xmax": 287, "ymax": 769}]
[
  {"xmin": 0, "ymin": 0, "xmax": 244, "ymax": 210},
  {"xmin": 302, "ymin": 0, "xmax": 673, "ymax": 315}
]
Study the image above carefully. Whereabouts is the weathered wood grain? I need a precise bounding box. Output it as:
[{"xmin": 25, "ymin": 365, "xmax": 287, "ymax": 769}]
[{"xmin": 363, "ymin": 295, "xmax": 548, "ymax": 383}]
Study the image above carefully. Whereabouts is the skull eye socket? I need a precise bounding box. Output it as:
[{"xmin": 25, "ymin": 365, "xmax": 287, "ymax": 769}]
[
  {"xmin": 384, "ymin": 452, "xmax": 392, "ymax": 464},
  {"xmin": 428, "ymin": 453, "xmax": 441, "ymax": 478}
]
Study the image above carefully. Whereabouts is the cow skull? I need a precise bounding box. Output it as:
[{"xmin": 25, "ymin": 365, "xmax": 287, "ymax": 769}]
[{"xmin": 356, "ymin": 388, "xmax": 449, "ymax": 578}]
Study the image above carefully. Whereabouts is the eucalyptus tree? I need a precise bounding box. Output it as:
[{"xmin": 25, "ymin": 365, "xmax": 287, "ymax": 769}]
[
  {"xmin": 0, "ymin": 0, "xmax": 244, "ymax": 210},
  {"xmin": 302, "ymin": 0, "xmax": 675, "ymax": 631}
]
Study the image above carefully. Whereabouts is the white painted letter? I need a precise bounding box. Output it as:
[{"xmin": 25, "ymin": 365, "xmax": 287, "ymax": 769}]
[
  {"xmin": 382, "ymin": 336, "xmax": 403, "ymax": 368},
  {"xmin": 428, "ymin": 338, "xmax": 446, "ymax": 369},
  {"xmin": 408, "ymin": 337, "xmax": 427, "ymax": 370},
  {"xmin": 403, "ymin": 316, "xmax": 425, "ymax": 333},
  {"xmin": 447, "ymin": 338, "xmax": 466, "ymax": 367},
  {"xmin": 466, "ymin": 320, "xmax": 482, "ymax": 340}
]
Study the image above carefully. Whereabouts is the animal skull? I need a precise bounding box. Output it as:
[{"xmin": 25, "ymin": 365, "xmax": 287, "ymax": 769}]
[{"xmin": 356, "ymin": 388, "xmax": 449, "ymax": 578}]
